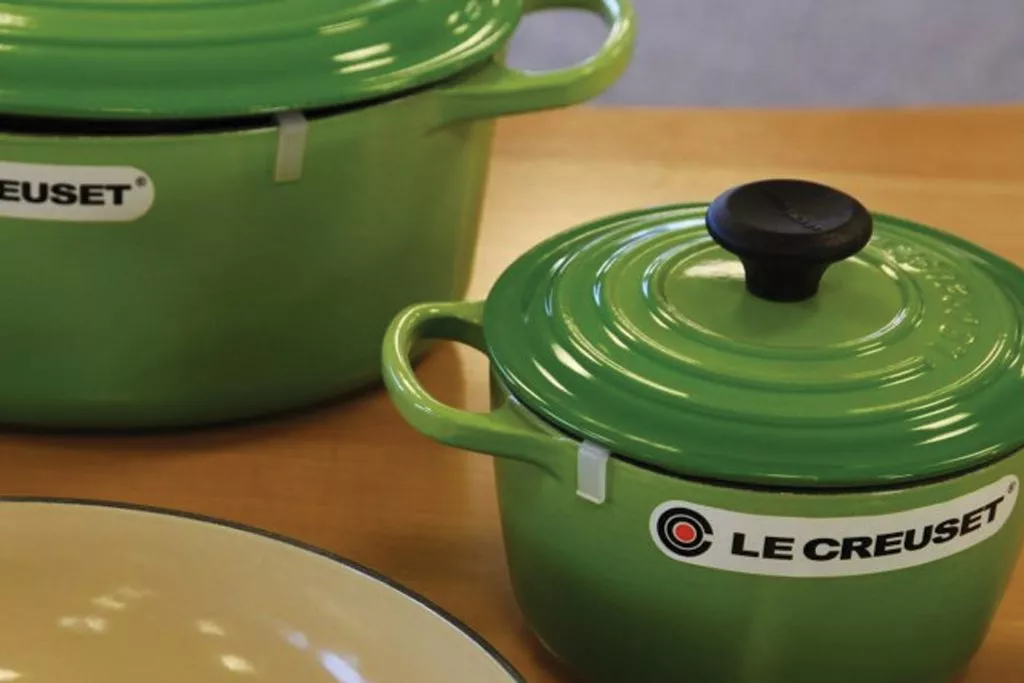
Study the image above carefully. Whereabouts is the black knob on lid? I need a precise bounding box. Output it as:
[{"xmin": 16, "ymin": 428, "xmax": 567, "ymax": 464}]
[{"xmin": 705, "ymin": 179, "xmax": 874, "ymax": 302}]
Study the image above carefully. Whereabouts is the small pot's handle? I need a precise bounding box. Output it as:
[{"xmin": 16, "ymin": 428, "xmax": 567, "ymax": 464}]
[
  {"xmin": 382, "ymin": 300, "xmax": 573, "ymax": 477},
  {"xmin": 437, "ymin": 0, "xmax": 636, "ymax": 125}
]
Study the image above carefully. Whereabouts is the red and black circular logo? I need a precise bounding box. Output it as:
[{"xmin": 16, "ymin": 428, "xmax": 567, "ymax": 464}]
[{"xmin": 655, "ymin": 507, "xmax": 713, "ymax": 558}]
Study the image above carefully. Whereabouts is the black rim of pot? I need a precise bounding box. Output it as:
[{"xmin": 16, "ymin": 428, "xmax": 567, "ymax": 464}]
[{"xmin": 0, "ymin": 66, "xmax": 472, "ymax": 138}]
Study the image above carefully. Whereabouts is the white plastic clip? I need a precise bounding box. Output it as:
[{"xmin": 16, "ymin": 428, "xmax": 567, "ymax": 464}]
[
  {"xmin": 274, "ymin": 111, "xmax": 309, "ymax": 183},
  {"xmin": 576, "ymin": 441, "xmax": 610, "ymax": 505}
]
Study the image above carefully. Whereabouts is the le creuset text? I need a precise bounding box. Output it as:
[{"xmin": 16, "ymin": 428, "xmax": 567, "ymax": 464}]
[
  {"xmin": 650, "ymin": 475, "xmax": 1018, "ymax": 577},
  {"xmin": 731, "ymin": 493, "xmax": 1006, "ymax": 562},
  {"xmin": 0, "ymin": 179, "xmax": 136, "ymax": 207},
  {"xmin": 0, "ymin": 161, "xmax": 155, "ymax": 222}
]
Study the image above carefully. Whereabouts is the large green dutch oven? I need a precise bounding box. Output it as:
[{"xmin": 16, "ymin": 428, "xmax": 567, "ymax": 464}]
[
  {"xmin": 383, "ymin": 179, "xmax": 1024, "ymax": 683},
  {"xmin": 0, "ymin": 0, "xmax": 634, "ymax": 429}
]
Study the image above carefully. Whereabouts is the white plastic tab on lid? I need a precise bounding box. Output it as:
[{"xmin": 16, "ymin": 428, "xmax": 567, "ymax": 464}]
[
  {"xmin": 576, "ymin": 441, "xmax": 611, "ymax": 505},
  {"xmin": 274, "ymin": 111, "xmax": 309, "ymax": 183}
]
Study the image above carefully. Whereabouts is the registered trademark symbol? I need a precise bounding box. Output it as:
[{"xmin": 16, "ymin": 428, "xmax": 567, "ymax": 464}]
[{"xmin": 135, "ymin": 176, "xmax": 148, "ymax": 187}]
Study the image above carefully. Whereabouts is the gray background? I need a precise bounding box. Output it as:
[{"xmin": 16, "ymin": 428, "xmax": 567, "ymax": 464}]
[{"xmin": 506, "ymin": 0, "xmax": 1024, "ymax": 107}]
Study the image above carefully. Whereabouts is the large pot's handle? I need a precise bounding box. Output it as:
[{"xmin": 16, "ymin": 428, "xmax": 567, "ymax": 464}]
[
  {"xmin": 437, "ymin": 0, "xmax": 636, "ymax": 125},
  {"xmin": 382, "ymin": 300, "xmax": 573, "ymax": 478}
]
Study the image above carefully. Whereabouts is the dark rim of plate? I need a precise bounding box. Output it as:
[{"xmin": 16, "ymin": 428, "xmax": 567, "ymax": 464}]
[{"xmin": 0, "ymin": 495, "xmax": 525, "ymax": 683}]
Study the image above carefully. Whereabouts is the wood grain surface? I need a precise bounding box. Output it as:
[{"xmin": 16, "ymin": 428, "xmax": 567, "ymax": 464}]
[{"xmin": 1, "ymin": 106, "xmax": 1021, "ymax": 682}]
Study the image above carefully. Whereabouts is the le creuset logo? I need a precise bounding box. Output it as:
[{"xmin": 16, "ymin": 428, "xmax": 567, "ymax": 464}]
[
  {"xmin": 653, "ymin": 507, "xmax": 714, "ymax": 558},
  {"xmin": 0, "ymin": 161, "xmax": 155, "ymax": 222},
  {"xmin": 650, "ymin": 475, "xmax": 1019, "ymax": 578}
]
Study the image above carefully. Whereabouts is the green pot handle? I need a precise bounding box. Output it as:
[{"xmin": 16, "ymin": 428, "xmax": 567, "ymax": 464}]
[
  {"xmin": 437, "ymin": 0, "xmax": 636, "ymax": 125},
  {"xmin": 382, "ymin": 300, "xmax": 573, "ymax": 478}
]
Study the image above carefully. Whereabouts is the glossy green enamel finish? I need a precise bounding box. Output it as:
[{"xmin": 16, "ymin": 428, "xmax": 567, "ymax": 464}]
[
  {"xmin": 0, "ymin": 98, "xmax": 487, "ymax": 427},
  {"xmin": 381, "ymin": 300, "xmax": 1024, "ymax": 683},
  {"xmin": 0, "ymin": 0, "xmax": 523, "ymax": 118},
  {"xmin": 384, "ymin": 301, "xmax": 577, "ymax": 476},
  {"xmin": 0, "ymin": 0, "xmax": 633, "ymax": 427},
  {"xmin": 482, "ymin": 204, "xmax": 1024, "ymax": 488},
  {"xmin": 495, "ymin": 439, "xmax": 1024, "ymax": 683}
]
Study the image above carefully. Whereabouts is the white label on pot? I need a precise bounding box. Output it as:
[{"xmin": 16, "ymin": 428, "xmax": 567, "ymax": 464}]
[
  {"xmin": 0, "ymin": 161, "xmax": 154, "ymax": 222},
  {"xmin": 649, "ymin": 475, "xmax": 1019, "ymax": 577}
]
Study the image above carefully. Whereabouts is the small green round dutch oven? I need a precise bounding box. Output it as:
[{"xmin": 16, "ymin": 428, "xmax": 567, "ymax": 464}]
[
  {"xmin": 0, "ymin": 0, "xmax": 634, "ymax": 429},
  {"xmin": 383, "ymin": 180, "xmax": 1024, "ymax": 683}
]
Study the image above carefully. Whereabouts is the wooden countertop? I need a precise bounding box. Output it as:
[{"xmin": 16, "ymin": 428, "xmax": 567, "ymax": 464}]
[{"xmin": 1, "ymin": 106, "xmax": 1022, "ymax": 681}]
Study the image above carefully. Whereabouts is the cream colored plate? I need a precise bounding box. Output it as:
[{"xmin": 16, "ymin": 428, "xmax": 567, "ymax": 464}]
[{"xmin": 0, "ymin": 499, "xmax": 521, "ymax": 683}]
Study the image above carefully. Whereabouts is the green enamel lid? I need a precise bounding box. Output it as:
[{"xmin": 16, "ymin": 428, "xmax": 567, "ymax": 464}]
[
  {"xmin": 0, "ymin": 0, "xmax": 521, "ymax": 120},
  {"xmin": 483, "ymin": 179, "xmax": 1024, "ymax": 489}
]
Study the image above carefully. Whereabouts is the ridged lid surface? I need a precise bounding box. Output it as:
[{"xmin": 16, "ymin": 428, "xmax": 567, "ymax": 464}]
[
  {"xmin": 483, "ymin": 180, "xmax": 1024, "ymax": 488},
  {"xmin": 0, "ymin": 0, "xmax": 521, "ymax": 119}
]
